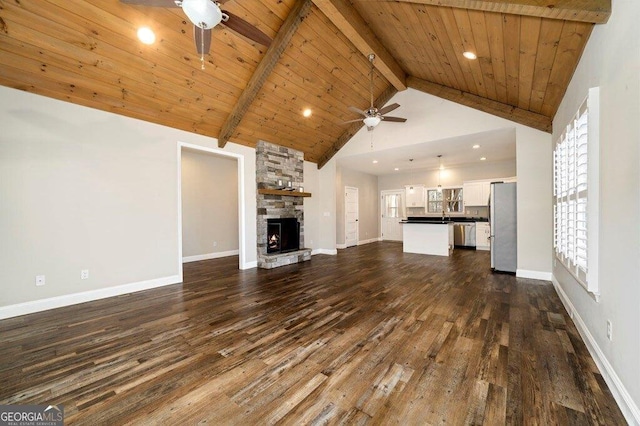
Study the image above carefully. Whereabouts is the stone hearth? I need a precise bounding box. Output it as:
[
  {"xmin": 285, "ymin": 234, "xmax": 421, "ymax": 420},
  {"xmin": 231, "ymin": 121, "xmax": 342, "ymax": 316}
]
[{"xmin": 256, "ymin": 141, "xmax": 311, "ymax": 269}]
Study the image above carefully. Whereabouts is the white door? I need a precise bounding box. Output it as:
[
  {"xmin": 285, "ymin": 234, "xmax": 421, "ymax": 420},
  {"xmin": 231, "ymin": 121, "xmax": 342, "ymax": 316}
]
[
  {"xmin": 345, "ymin": 187, "xmax": 359, "ymax": 247},
  {"xmin": 381, "ymin": 190, "xmax": 404, "ymax": 241}
]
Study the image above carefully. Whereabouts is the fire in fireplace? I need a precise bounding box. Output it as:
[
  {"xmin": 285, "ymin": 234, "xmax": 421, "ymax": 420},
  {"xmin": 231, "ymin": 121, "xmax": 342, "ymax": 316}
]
[{"xmin": 267, "ymin": 218, "xmax": 300, "ymax": 254}]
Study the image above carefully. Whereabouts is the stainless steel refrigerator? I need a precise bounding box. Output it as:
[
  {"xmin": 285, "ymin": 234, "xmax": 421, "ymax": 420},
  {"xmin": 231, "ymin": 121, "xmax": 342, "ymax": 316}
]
[{"xmin": 489, "ymin": 182, "xmax": 517, "ymax": 273}]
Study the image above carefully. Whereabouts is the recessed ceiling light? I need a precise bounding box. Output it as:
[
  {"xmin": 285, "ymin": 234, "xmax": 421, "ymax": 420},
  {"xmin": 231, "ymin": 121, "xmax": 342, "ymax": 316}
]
[
  {"xmin": 372, "ymin": 160, "xmax": 378, "ymax": 164},
  {"xmin": 302, "ymin": 108, "xmax": 312, "ymax": 117},
  {"xmin": 472, "ymin": 144, "xmax": 480, "ymax": 149},
  {"xmin": 463, "ymin": 51, "xmax": 477, "ymax": 60},
  {"xmin": 394, "ymin": 167, "xmax": 399, "ymax": 171},
  {"xmin": 480, "ymin": 157, "xmax": 487, "ymax": 161},
  {"xmin": 137, "ymin": 27, "xmax": 156, "ymax": 45}
]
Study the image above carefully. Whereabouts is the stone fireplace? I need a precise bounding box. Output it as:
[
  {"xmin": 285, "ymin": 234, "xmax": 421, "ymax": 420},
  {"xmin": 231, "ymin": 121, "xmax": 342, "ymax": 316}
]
[{"xmin": 256, "ymin": 141, "xmax": 311, "ymax": 269}]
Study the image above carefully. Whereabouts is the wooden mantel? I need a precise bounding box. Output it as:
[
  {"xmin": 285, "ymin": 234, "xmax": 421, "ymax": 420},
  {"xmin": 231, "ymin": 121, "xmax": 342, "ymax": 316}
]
[{"xmin": 258, "ymin": 189, "xmax": 312, "ymax": 197}]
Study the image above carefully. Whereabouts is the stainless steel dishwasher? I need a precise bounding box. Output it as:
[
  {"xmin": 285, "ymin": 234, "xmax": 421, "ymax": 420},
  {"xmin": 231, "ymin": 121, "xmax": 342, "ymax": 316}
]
[{"xmin": 453, "ymin": 222, "xmax": 476, "ymax": 248}]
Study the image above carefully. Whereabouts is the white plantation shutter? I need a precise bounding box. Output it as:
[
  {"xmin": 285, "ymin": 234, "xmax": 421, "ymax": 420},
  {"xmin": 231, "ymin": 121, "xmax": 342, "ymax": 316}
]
[{"xmin": 553, "ymin": 88, "xmax": 599, "ymax": 293}]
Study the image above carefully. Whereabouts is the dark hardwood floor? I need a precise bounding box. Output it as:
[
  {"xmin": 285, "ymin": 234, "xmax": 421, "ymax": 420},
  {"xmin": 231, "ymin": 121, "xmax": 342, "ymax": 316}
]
[{"xmin": 0, "ymin": 242, "xmax": 626, "ymax": 424}]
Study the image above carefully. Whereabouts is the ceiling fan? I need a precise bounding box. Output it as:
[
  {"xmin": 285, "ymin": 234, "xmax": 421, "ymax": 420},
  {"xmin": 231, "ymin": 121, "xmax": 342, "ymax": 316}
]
[
  {"xmin": 121, "ymin": 0, "xmax": 272, "ymax": 57},
  {"xmin": 344, "ymin": 53, "xmax": 407, "ymax": 131}
]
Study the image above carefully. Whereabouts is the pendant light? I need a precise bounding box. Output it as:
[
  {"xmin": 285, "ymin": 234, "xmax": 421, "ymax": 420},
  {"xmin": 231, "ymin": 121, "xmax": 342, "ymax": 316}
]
[
  {"xmin": 437, "ymin": 155, "xmax": 443, "ymax": 192},
  {"xmin": 409, "ymin": 158, "xmax": 414, "ymax": 194}
]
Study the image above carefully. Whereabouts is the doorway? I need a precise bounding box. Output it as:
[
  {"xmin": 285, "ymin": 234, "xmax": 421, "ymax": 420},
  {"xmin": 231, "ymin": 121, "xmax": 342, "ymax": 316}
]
[
  {"xmin": 381, "ymin": 190, "xmax": 404, "ymax": 241},
  {"xmin": 345, "ymin": 186, "xmax": 359, "ymax": 248},
  {"xmin": 177, "ymin": 142, "xmax": 246, "ymax": 281}
]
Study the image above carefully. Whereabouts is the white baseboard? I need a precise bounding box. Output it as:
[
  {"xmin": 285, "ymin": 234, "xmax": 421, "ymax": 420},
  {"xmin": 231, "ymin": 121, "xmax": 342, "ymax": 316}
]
[
  {"xmin": 516, "ymin": 269, "xmax": 552, "ymax": 281},
  {"xmin": 357, "ymin": 237, "xmax": 381, "ymax": 245},
  {"xmin": 336, "ymin": 238, "xmax": 381, "ymax": 250},
  {"xmin": 312, "ymin": 249, "xmax": 338, "ymax": 256},
  {"xmin": 183, "ymin": 250, "xmax": 239, "ymax": 263},
  {"xmin": 552, "ymin": 276, "xmax": 640, "ymax": 425},
  {"xmin": 241, "ymin": 261, "xmax": 257, "ymax": 270},
  {"xmin": 0, "ymin": 275, "xmax": 181, "ymax": 320}
]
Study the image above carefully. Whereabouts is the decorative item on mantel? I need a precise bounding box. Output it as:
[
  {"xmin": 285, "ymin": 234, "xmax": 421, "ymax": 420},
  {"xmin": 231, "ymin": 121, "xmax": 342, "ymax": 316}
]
[{"xmin": 275, "ymin": 179, "xmax": 298, "ymax": 191}]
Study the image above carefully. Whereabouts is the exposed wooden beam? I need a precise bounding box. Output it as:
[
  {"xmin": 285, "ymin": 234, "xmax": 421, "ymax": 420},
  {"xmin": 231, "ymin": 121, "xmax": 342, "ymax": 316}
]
[
  {"xmin": 312, "ymin": 0, "xmax": 407, "ymax": 91},
  {"xmin": 387, "ymin": 0, "xmax": 610, "ymax": 24},
  {"xmin": 317, "ymin": 85, "xmax": 397, "ymax": 168},
  {"xmin": 407, "ymin": 76, "xmax": 552, "ymax": 133},
  {"xmin": 218, "ymin": 0, "xmax": 313, "ymax": 148}
]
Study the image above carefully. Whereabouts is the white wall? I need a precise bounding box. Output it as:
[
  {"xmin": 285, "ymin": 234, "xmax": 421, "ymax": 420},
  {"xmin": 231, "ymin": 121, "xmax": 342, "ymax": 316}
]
[
  {"xmin": 303, "ymin": 160, "xmax": 321, "ymax": 252},
  {"xmin": 317, "ymin": 159, "xmax": 337, "ymax": 254},
  {"xmin": 332, "ymin": 88, "xmax": 551, "ymax": 277},
  {"xmin": 181, "ymin": 149, "xmax": 238, "ymax": 260},
  {"xmin": 515, "ymin": 126, "xmax": 553, "ymax": 279},
  {"xmin": 0, "ymin": 86, "xmax": 257, "ymax": 318},
  {"xmin": 336, "ymin": 167, "xmax": 379, "ymax": 245},
  {"xmin": 551, "ymin": 0, "xmax": 640, "ymax": 422}
]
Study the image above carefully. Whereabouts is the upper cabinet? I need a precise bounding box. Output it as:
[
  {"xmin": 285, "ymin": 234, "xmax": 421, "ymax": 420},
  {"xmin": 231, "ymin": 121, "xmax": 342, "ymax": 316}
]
[
  {"xmin": 463, "ymin": 177, "xmax": 517, "ymax": 206},
  {"xmin": 405, "ymin": 184, "xmax": 426, "ymax": 207},
  {"xmin": 463, "ymin": 181, "xmax": 491, "ymax": 206}
]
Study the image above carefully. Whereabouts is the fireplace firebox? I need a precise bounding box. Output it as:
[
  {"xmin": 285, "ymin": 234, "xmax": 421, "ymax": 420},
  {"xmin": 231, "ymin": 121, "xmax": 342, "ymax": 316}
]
[{"xmin": 267, "ymin": 218, "xmax": 300, "ymax": 254}]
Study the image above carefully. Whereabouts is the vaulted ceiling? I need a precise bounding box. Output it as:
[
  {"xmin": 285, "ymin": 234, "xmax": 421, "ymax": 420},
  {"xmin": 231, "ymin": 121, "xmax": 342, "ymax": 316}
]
[{"xmin": 0, "ymin": 0, "xmax": 609, "ymax": 166}]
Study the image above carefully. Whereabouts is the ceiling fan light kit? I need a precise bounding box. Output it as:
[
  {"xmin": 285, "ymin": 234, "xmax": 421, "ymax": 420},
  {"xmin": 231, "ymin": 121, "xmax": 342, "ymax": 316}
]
[
  {"xmin": 181, "ymin": 0, "xmax": 223, "ymax": 29},
  {"xmin": 363, "ymin": 115, "xmax": 381, "ymax": 129}
]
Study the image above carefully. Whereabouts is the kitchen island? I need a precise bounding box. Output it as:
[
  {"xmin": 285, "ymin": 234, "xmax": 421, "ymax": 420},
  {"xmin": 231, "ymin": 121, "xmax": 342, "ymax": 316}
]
[{"xmin": 401, "ymin": 220, "xmax": 454, "ymax": 256}]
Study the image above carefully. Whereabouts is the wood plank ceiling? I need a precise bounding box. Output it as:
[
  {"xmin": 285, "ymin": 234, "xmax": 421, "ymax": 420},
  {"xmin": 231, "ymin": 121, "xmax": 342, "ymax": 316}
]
[{"xmin": 0, "ymin": 0, "xmax": 609, "ymax": 166}]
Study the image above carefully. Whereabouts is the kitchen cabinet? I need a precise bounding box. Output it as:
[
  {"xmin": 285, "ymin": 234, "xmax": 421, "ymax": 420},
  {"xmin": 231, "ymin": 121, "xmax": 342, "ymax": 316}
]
[
  {"xmin": 463, "ymin": 181, "xmax": 491, "ymax": 206},
  {"xmin": 405, "ymin": 185, "xmax": 425, "ymax": 207},
  {"xmin": 476, "ymin": 222, "xmax": 491, "ymax": 250}
]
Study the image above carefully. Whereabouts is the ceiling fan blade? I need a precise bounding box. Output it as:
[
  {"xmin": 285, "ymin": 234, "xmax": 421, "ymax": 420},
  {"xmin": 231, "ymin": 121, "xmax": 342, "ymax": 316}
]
[
  {"xmin": 119, "ymin": 0, "xmax": 179, "ymax": 7},
  {"xmin": 221, "ymin": 11, "xmax": 271, "ymax": 46},
  {"xmin": 348, "ymin": 106, "xmax": 367, "ymax": 117},
  {"xmin": 378, "ymin": 103, "xmax": 400, "ymax": 116},
  {"xmin": 381, "ymin": 116, "xmax": 407, "ymax": 123},
  {"xmin": 342, "ymin": 119, "xmax": 364, "ymax": 124},
  {"xmin": 194, "ymin": 26, "xmax": 212, "ymax": 54}
]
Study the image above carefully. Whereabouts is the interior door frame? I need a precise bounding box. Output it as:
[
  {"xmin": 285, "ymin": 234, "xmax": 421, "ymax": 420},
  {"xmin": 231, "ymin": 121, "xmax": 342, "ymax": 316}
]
[
  {"xmin": 177, "ymin": 142, "xmax": 246, "ymax": 281},
  {"xmin": 344, "ymin": 186, "xmax": 359, "ymax": 248},
  {"xmin": 380, "ymin": 189, "xmax": 405, "ymax": 241}
]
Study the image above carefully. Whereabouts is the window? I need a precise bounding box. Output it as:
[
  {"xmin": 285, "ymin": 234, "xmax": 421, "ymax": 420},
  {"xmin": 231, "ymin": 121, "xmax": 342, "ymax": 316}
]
[
  {"xmin": 427, "ymin": 188, "xmax": 463, "ymax": 213},
  {"xmin": 384, "ymin": 193, "xmax": 403, "ymax": 218},
  {"xmin": 553, "ymin": 87, "xmax": 599, "ymax": 294}
]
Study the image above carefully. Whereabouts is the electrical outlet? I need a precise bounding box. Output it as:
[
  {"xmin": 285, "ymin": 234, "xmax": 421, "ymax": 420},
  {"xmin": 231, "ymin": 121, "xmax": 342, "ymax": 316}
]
[
  {"xmin": 213, "ymin": 241, "xmax": 217, "ymax": 247},
  {"xmin": 35, "ymin": 275, "xmax": 45, "ymax": 286},
  {"xmin": 607, "ymin": 320, "xmax": 612, "ymax": 340},
  {"xmin": 81, "ymin": 269, "xmax": 89, "ymax": 280}
]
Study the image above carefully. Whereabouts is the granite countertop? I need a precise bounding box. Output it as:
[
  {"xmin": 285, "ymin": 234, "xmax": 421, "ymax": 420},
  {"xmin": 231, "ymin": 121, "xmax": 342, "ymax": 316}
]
[
  {"xmin": 401, "ymin": 219, "xmax": 451, "ymax": 224},
  {"xmin": 404, "ymin": 216, "xmax": 489, "ymax": 223}
]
